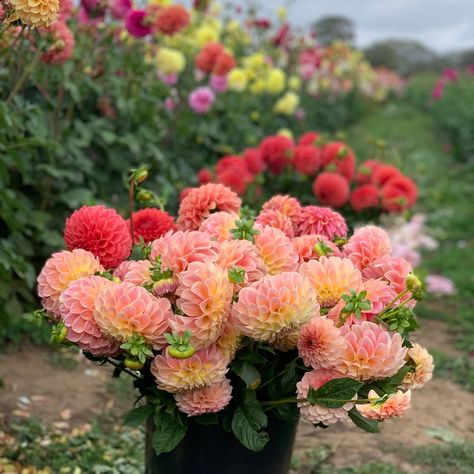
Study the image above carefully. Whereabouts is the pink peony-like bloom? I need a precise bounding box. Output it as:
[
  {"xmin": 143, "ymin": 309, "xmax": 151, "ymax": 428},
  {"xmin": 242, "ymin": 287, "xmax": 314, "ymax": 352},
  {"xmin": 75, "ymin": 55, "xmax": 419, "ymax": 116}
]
[
  {"xmin": 296, "ymin": 206, "xmax": 347, "ymax": 240},
  {"xmin": 262, "ymin": 195, "xmax": 302, "ymax": 224},
  {"xmin": 151, "ymin": 346, "xmax": 228, "ymax": 393},
  {"xmin": 37, "ymin": 249, "xmax": 103, "ymax": 319},
  {"xmin": 94, "ymin": 282, "xmax": 171, "ymax": 349},
  {"xmin": 59, "ymin": 276, "xmax": 120, "ymax": 356},
  {"xmin": 172, "ymin": 261, "xmax": 234, "ymax": 348},
  {"xmin": 175, "ymin": 379, "xmax": 233, "ymax": 416},
  {"xmin": 231, "ymin": 272, "xmax": 318, "ymax": 342},
  {"xmin": 188, "ymin": 86, "xmax": 215, "ymax": 114},
  {"xmin": 199, "ymin": 211, "xmax": 239, "ymax": 242},
  {"xmin": 357, "ymin": 389, "xmax": 411, "ymax": 420},
  {"xmin": 254, "ymin": 226, "xmax": 299, "ymax": 275},
  {"xmin": 110, "ymin": 0, "xmax": 132, "ymax": 19},
  {"xmin": 299, "ymin": 257, "xmax": 362, "ymax": 308},
  {"xmin": 298, "ymin": 316, "xmax": 345, "ymax": 369},
  {"xmin": 125, "ymin": 9, "xmax": 152, "ymax": 38},
  {"xmin": 216, "ymin": 239, "xmax": 266, "ymax": 287},
  {"xmin": 112, "ymin": 260, "xmax": 134, "ymax": 281},
  {"xmin": 40, "ymin": 21, "xmax": 74, "ymax": 65},
  {"xmin": 336, "ymin": 321, "xmax": 407, "ymax": 381},
  {"xmin": 297, "ymin": 369, "xmax": 354, "ymax": 425},
  {"xmin": 425, "ymin": 274, "xmax": 456, "ymax": 296},
  {"xmin": 256, "ymin": 208, "xmax": 295, "ymax": 238},
  {"xmin": 210, "ymin": 74, "xmax": 228, "ymax": 93},
  {"xmin": 177, "ymin": 184, "xmax": 241, "ymax": 231},
  {"xmin": 344, "ymin": 226, "xmax": 391, "ymax": 270},
  {"xmin": 292, "ymin": 234, "xmax": 342, "ymax": 263},
  {"xmin": 150, "ymin": 230, "xmax": 218, "ymax": 274},
  {"xmin": 402, "ymin": 343, "xmax": 434, "ymax": 390}
]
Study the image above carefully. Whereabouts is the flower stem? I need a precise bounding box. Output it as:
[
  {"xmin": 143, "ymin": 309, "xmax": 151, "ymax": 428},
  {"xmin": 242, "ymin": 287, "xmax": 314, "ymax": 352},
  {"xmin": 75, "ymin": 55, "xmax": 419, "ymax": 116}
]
[
  {"xmin": 106, "ymin": 358, "xmax": 142, "ymax": 380},
  {"xmin": 258, "ymin": 356, "xmax": 299, "ymax": 391}
]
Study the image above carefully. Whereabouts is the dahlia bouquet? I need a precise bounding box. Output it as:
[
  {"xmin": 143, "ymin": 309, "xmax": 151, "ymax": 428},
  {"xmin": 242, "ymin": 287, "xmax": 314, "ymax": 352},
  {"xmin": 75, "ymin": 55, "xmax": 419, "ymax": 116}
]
[
  {"xmin": 37, "ymin": 179, "xmax": 433, "ymax": 456},
  {"xmin": 193, "ymin": 131, "xmax": 418, "ymax": 226}
]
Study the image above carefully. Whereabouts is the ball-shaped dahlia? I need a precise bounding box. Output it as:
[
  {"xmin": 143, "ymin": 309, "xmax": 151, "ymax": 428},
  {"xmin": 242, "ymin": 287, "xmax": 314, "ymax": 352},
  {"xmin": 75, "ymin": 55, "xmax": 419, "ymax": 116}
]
[
  {"xmin": 242, "ymin": 148, "xmax": 266, "ymax": 175},
  {"xmin": 151, "ymin": 346, "xmax": 228, "ymax": 393},
  {"xmin": 293, "ymin": 145, "xmax": 321, "ymax": 176},
  {"xmin": 313, "ymin": 172, "xmax": 350, "ymax": 208},
  {"xmin": 336, "ymin": 321, "xmax": 407, "ymax": 381},
  {"xmin": 172, "ymin": 261, "xmax": 234, "ymax": 348},
  {"xmin": 64, "ymin": 205, "xmax": 132, "ymax": 269},
  {"xmin": 298, "ymin": 316, "xmax": 346, "ymax": 369},
  {"xmin": 297, "ymin": 369, "xmax": 354, "ymax": 425},
  {"xmin": 195, "ymin": 43, "xmax": 224, "ymax": 74},
  {"xmin": 153, "ymin": 4, "xmax": 189, "ymax": 35},
  {"xmin": 40, "ymin": 21, "xmax": 74, "ymax": 65},
  {"xmin": 175, "ymin": 379, "xmax": 233, "ymax": 416},
  {"xmin": 299, "ymin": 257, "xmax": 362, "ymax": 308},
  {"xmin": 199, "ymin": 212, "xmax": 239, "ymax": 241},
  {"xmin": 177, "ymin": 184, "xmax": 241, "ymax": 230},
  {"xmin": 94, "ymin": 282, "xmax": 171, "ymax": 349},
  {"xmin": 128, "ymin": 208, "xmax": 175, "ymax": 244},
  {"xmin": 256, "ymin": 208, "xmax": 295, "ymax": 238},
  {"xmin": 292, "ymin": 234, "xmax": 342, "ymax": 263},
  {"xmin": 215, "ymin": 156, "xmax": 253, "ymax": 196},
  {"xmin": 254, "ymin": 226, "xmax": 299, "ymax": 275},
  {"xmin": 149, "ymin": 230, "xmax": 218, "ymax": 274},
  {"xmin": 59, "ymin": 276, "xmax": 120, "ymax": 356},
  {"xmin": 298, "ymin": 131, "xmax": 320, "ymax": 146},
  {"xmin": 232, "ymin": 272, "xmax": 318, "ymax": 342},
  {"xmin": 356, "ymin": 159, "xmax": 381, "ymax": 184},
  {"xmin": 381, "ymin": 176, "xmax": 418, "ymax": 212},
  {"xmin": 37, "ymin": 249, "xmax": 103, "ymax": 318},
  {"xmin": 10, "ymin": 0, "xmax": 59, "ymax": 27},
  {"xmin": 343, "ymin": 225, "xmax": 392, "ymax": 270},
  {"xmin": 262, "ymin": 195, "xmax": 302, "ymax": 223},
  {"xmin": 350, "ymin": 185, "xmax": 380, "ymax": 212},
  {"xmin": 296, "ymin": 206, "xmax": 347, "ymax": 240},
  {"xmin": 401, "ymin": 343, "xmax": 434, "ymax": 390},
  {"xmin": 259, "ymin": 135, "xmax": 294, "ymax": 174},
  {"xmin": 371, "ymin": 164, "xmax": 402, "ymax": 187},
  {"xmin": 357, "ymin": 389, "xmax": 411, "ymax": 420}
]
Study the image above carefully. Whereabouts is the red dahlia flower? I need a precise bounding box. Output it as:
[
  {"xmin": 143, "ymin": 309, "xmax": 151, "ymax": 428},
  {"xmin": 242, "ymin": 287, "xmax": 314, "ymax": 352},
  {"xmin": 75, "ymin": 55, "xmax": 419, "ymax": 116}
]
[
  {"xmin": 242, "ymin": 148, "xmax": 266, "ymax": 175},
  {"xmin": 350, "ymin": 184, "xmax": 380, "ymax": 212},
  {"xmin": 293, "ymin": 145, "xmax": 321, "ymax": 176},
  {"xmin": 313, "ymin": 172, "xmax": 350, "ymax": 208},
  {"xmin": 298, "ymin": 131, "xmax": 320, "ymax": 146},
  {"xmin": 371, "ymin": 164, "xmax": 402, "ymax": 187},
  {"xmin": 195, "ymin": 43, "xmax": 224, "ymax": 74},
  {"xmin": 381, "ymin": 176, "xmax": 418, "ymax": 212},
  {"xmin": 128, "ymin": 208, "xmax": 176, "ymax": 243},
  {"xmin": 356, "ymin": 159, "xmax": 382, "ymax": 184},
  {"xmin": 260, "ymin": 135, "xmax": 294, "ymax": 174},
  {"xmin": 154, "ymin": 5, "xmax": 190, "ymax": 35}
]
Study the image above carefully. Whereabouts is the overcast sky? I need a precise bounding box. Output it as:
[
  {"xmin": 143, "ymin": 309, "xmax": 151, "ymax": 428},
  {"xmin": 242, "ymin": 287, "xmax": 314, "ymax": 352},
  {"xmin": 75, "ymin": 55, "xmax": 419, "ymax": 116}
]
[{"xmin": 249, "ymin": 0, "xmax": 474, "ymax": 53}]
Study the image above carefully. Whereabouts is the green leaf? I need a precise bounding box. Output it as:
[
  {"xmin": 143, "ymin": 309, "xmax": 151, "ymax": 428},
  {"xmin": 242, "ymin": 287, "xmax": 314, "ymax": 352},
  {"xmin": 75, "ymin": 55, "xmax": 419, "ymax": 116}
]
[
  {"xmin": 307, "ymin": 378, "xmax": 363, "ymax": 408},
  {"xmin": 231, "ymin": 406, "xmax": 269, "ymax": 452},
  {"xmin": 231, "ymin": 360, "xmax": 261, "ymax": 388},
  {"xmin": 124, "ymin": 404, "xmax": 155, "ymax": 427},
  {"xmin": 348, "ymin": 407, "xmax": 380, "ymax": 433},
  {"xmin": 152, "ymin": 411, "xmax": 187, "ymax": 454}
]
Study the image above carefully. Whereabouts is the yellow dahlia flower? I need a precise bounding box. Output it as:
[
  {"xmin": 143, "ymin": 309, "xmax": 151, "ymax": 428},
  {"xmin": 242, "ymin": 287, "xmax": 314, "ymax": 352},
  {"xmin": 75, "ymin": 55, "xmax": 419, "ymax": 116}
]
[
  {"xmin": 196, "ymin": 25, "xmax": 220, "ymax": 46},
  {"xmin": 156, "ymin": 47, "xmax": 186, "ymax": 75},
  {"xmin": 10, "ymin": 0, "xmax": 59, "ymax": 27},
  {"xmin": 228, "ymin": 68, "xmax": 248, "ymax": 92},
  {"xmin": 274, "ymin": 92, "xmax": 300, "ymax": 115},
  {"xmin": 266, "ymin": 68, "xmax": 286, "ymax": 94}
]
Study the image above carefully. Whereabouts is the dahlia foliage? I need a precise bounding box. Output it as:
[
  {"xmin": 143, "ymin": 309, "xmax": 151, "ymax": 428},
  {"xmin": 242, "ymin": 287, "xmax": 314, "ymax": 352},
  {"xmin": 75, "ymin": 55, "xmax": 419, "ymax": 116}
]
[
  {"xmin": 194, "ymin": 131, "xmax": 418, "ymax": 219},
  {"xmin": 38, "ymin": 180, "xmax": 432, "ymax": 454}
]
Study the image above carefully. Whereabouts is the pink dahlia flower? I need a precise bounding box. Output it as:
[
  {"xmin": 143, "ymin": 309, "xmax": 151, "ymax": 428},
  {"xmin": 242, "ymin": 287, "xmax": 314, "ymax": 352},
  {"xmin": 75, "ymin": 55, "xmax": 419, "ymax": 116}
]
[
  {"xmin": 261, "ymin": 195, "xmax": 302, "ymax": 224},
  {"xmin": 401, "ymin": 343, "xmax": 434, "ymax": 390},
  {"xmin": 113, "ymin": 260, "xmax": 134, "ymax": 281},
  {"xmin": 292, "ymin": 234, "xmax": 342, "ymax": 263},
  {"xmin": 299, "ymin": 256, "xmax": 362, "ymax": 308},
  {"xmin": 296, "ymin": 206, "xmax": 347, "ymax": 240},
  {"xmin": 110, "ymin": 0, "xmax": 132, "ymax": 19},
  {"xmin": 177, "ymin": 184, "xmax": 241, "ymax": 231},
  {"xmin": 172, "ymin": 261, "xmax": 234, "ymax": 348},
  {"xmin": 151, "ymin": 346, "xmax": 228, "ymax": 393},
  {"xmin": 425, "ymin": 274, "xmax": 456, "ymax": 296},
  {"xmin": 37, "ymin": 249, "xmax": 103, "ymax": 319},
  {"xmin": 357, "ymin": 389, "xmax": 411, "ymax": 420},
  {"xmin": 94, "ymin": 282, "xmax": 171, "ymax": 349},
  {"xmin": 298, "ymin": 316, "xmax": 346, "ymax": 369},
  {"xmin": 254, "ymin": 226, "xmax": 299, "ymax": 275},
  {"xmin": 210, "ymin": 74, "xmax": 228, "ymax": 93},
  {"xmin": 337, "ymin": 321, "xmax": 407, "ymax": 381},
  {"xmin": 231, "ymin": 272, "xmax": 318, "ymax": 343},
  {"xmin": 125, "ymin": 9, "xmax": 152, "ymax": 38},
  {"xmin": 188, "ymin": 87, "xmax": 215, "ymax": 114},
  {"xmin": 199, "ymin": 211, "xmax": 239, "ymax": 242},
  {"xmin": 344, "ymin": 226, "xmax": 391, "ymax": 270},
  {"xmin": 150, "ymin": 230, "xmax": 218, "ymax": 274},
  {"xmin": 175, "ymin": 379, "xmax": 233, "ymax": 416},
  {"xmin": 256, "ymin": 208, "xmax": 295, "ymax": 238},
  {"xmin": 40, "ymin": 21, "xmax": 74, "ymax": 65},
  {"xmin": 59, "ymin": 276, "xmax": 120, "ymax": 356},
  {"xmin": 297, "ymin": 369, "xmax": 354, "ymax": 425}
]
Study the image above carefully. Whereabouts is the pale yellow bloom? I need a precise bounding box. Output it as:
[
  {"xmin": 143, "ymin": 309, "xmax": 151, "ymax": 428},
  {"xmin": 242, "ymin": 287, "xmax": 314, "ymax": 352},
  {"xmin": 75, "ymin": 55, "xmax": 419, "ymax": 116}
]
[
  {"xmin": 266, "ymin": 68, "xmax": 286, "ymax": 94},
  {"xmin": 277, "ymin": 128, "xmax": 294, "ymax": 140},
  {"xmin": 277, "ymin": 6, "xmax": 287, "ymax": 20},
  {"xmin": 156, "ymin": 48, "xmax": 186, "ymax": 75},
  {"xmin": 288, "ymin": 75, "xmax": 302, "ymax": 91},
  {"xmin": 196, "ymin": 25, "xmax": 220, "ymax": 46},
  {"xmin": 249, "ymin": 78, "xmax": 266, "ymax": 95},
  {"xmin": 10, "ymin": 0, "xmax": 59, "ymax": 27},
  {"xmin": 274, "ymin": 92, "xmax": 300, "ymax": 115},
  {"xmin": 228, "ymin": 68, "xmax": 248, "ymax": 92}
]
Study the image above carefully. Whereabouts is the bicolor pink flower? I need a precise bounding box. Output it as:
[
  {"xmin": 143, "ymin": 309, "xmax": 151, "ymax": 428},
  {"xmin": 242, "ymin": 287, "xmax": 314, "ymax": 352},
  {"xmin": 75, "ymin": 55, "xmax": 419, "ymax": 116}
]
[
  {"xmin": 292, "ymin": 234, "xmax": 342, "ymax": 263},
  {"xmin": 188, "ymin": 86, "xmax": 215, "ymax": 114},
  {"xmin": 402, "ymin": 343, "xmax": 434, "ymax": 390},
  {"xmin": 175, "ymin": 379, "xmax": 233, "ymax": 416},
  {"xmin": 296, "ymin": 206, "xmax": 347, "ymax": 240},
  {"xmin": 37, "ymin": 249, "xmax": 103, "ymax": 319},
  {"xmin": 199, "ymin": 211, "xmax": 239, "ymax": 242},
  {"xmin": 151, "ymin": 346, "xmax": 228, "ymax": 393},
  {"xmin": 357, "ymin": 389, "xmax": 411, "ymax": 420},
  {"xmin": 344, "ymin": 226, "xmax": 391, "ymax": 270},
  {"xmin": 261, "ymin": 195, "xmax": 302, "ymax": 224},
  {"xmin": 297, "ymin": 369, "xmax": 354, "ymax": 425}
]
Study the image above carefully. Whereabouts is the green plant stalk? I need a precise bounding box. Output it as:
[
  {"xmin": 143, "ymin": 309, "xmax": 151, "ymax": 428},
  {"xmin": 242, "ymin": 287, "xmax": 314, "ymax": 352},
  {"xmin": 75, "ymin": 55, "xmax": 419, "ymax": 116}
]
[{"xmin": 258, "ymin": 355, "xmax": 299, "ymax": 391}]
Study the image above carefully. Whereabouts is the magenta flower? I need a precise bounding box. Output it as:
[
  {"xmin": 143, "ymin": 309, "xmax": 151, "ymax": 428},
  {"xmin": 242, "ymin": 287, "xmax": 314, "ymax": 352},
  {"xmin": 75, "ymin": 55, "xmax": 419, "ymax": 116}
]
[
  {"xmin": 441, "ymin": 68, "xmax": 459, "ymax": 82},
  {"xmin": 125, "ymin": 9, "xmax": 151, "ymax": 38},
  {"xmin": 210, "ymin": 74, "xmax": 228, "ymax": 93},
  {"xmin": 110, "ymin": 0, "xmax": 132, "ymax": 20},
  {"xmin": 188, "ymin": 87, "xmax": 215, "ymax": 114}
]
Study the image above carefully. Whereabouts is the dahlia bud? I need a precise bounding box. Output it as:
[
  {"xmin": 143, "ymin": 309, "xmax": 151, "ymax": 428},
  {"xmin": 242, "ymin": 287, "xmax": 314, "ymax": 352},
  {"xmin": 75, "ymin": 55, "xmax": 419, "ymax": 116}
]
[
  {"xmin": 164, "ymin": 331, "xmax": 196, "ymax": 359},
  {"xmin": 333, "ymin": 237, "xmax": 348, "ymax": 248},
  {"xmin": 136, "ymin": 189, "xmax": 154, "ymax": 202},
  {"xmin": 51, "ymin": 322, "xmax": 67, "ymax": 343},
  {"xmin": 406, "ymin": 274, "xmax": 422, "ymax": 299},
  {"xmin": 314, "ymin": 240, "xmax": 332, "ymax": 257},
  {"xmin": 130, "ymin": 168, "xmax": 149, "ymax": 185},
  {"xmin": 124, "ymin": 358, "xmax": 144, "ymax": 370},
  {"xmin": 248, "ymin": 375, "xmax": 261, "ymax": 390},
  {"xmin": 336, "ymin": 146, "xmax": 348, "ymax": 159},
  {"xmin": 228, "ymin": 266, "xmax": 246, "ymax": 285}
]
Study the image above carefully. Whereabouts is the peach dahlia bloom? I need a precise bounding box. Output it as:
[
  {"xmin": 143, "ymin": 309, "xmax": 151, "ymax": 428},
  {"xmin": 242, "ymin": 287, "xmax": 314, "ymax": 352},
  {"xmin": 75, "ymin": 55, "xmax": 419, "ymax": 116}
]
[
  {"xmin": 232, "ymin": 272, "xmax": 318, "ymax": 342},
  {"xmin": 344, "ymin": 225, "xmax": 391, "ymax": 270},
  {"xmin": 299, "ymin": 257, "xmax": 362, "ymax": 308},
  {"xmin": 357, "ymin": 389, "xmax": 411, "ymax": 420},
  {"xmin": 296, "ymin": 206, "xmax": 347, "ymax": 240},
  {"xmin": 37, "ymin": 249, "xmax": 103, "ymax": 319},
  {"xmin": 337, "ymin": 321, "xmax": 407, "ymax": 381},
  {"xmin": 254, "ymin": 225, "xmax": 299, "ymax": 275},
  {"xmin": 94, "ymin": 282, "xmax": 171, "ymax": 349},
  {"xmin": 150, "ymin": 230, "xmax": 218, "ymax": 274},
  {"xmin": 151, "ymin": 346, "xmax": 228, "ymax": 393},
  {"xmin": 199, "ymin": 211, "xmax": 239, "ymax": 241},
  {"xmin": 10, "ymin": 0, "xmax": 59, "ymax": 27},
  {"xmin": 216, "ymin": 321, "xmax": 242, "ymax": 363},
  {"xmin": 273, "ymin": 329, "xmax": 300, "ymax": 352},
  {"xmin": 298, "ymin": 316, "xmax": 346, "ymax": 369},
  {"xmin": 177, "ymin": 184, "xmax": 241, "ymax": 230},
  {"xmin": 297, "ymin": 369, "xmax": 354, "ymax": 425},
  {"xmin": 255, "ymin": 208, "xmax": 295, "ymax": 238},
  {"xmin": 292, "ymin": 234, "xmax": 342, "ymax": 263},
  {"xmin": 116, "ymin": 260, "xmax": 151, "ymax": 286},
  {"xmin": 363, "ymin": 256, "xmax": 413, "ymax": 297},
  {"xmin": 175, "ymin": 379, "xmax": 233, "ymax": 416},
  {"xmin": 172, "ymin": 261, "xmax": 234, "ymax": 348},
  {"xmin": 59, "ymin": 276, "xmax": 119, "ymax": 356},
  {"xmin": 401, "ymin": 343, "xmax": 434, "ymax": 390},
  {"xmin": 262, "ymin": 195, "xmax": 302, "ymax": 223}
]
